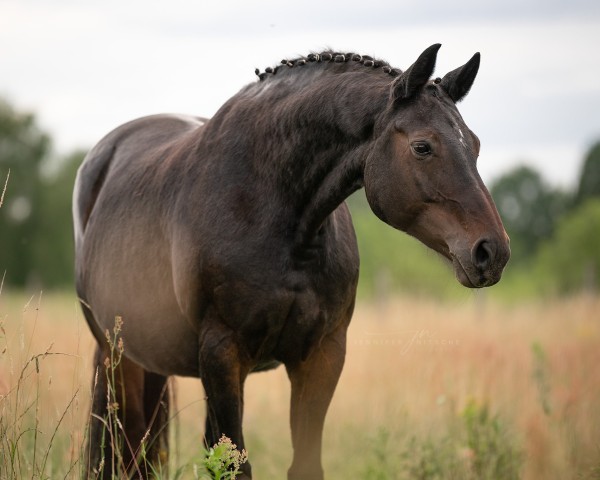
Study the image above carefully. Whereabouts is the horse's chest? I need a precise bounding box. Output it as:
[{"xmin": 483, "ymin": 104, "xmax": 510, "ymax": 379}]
[
  {"xmin": 210, "ymin": 265, "xmax": 355, "ymax": 367},
  {"xmin": 200, "ymin": 225, "xmax": 359, "ymax": 367}
]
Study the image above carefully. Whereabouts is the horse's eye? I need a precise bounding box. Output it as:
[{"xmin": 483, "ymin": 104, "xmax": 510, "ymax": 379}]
[{"xmin": 411, "ymin": 141, "xmax": 432, "ymax": 157}]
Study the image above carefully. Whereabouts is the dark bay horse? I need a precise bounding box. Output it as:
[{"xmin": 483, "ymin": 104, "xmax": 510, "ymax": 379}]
[{"xmin": 73, "ymin": 43, "xmax": 509, "ymax": 479}]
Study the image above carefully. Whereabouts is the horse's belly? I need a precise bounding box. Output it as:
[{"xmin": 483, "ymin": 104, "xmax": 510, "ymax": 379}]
[
  {"xmin": 80, "ymin": 228, "xmax": 202, "ymax": 377},
  {"xmin": 92, "ymin": 288, "xmax": 201, "ymax": 376},
  {"xmin": 122, "ymin": 312, "xmax": 200, "ymax": 377}
]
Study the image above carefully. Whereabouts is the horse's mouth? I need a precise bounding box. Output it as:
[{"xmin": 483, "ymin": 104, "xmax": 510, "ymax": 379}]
[
  {"xmin": 450, "ymin": 253, "xmax": 498, "ymax": 289},
  {"xmin": 410, "ymin": 231, "xmax": 503, "ymax": 289},
  {"xmin": 424, "ymin": 240, "xmax": 480, "ymax": 288},
  {"xmin": 451, "ymin": 255, "xmax": 477, "ymax": 288}
]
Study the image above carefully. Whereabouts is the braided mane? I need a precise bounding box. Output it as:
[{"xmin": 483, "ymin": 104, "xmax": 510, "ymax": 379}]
[{"xmin": 254, "ymin": 50, "xmax": 403, "ymax": 81}]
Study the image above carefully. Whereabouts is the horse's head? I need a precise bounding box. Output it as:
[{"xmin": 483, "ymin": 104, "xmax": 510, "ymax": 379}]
[{"xmin": 364, "ymin": 44, "xmax": 510, "ymax": 288}]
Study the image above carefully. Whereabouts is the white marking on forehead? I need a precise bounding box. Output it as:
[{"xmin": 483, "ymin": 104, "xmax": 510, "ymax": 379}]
[{"xmin": 455, "ymin": 123, "xmax": 467, "ymax": 149}]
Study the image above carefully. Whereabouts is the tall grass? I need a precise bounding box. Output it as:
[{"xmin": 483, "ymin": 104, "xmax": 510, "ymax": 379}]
[
  {"xmin": 1, "ymin": 291, "xmax": 599, "ymax": 479},
  {"xmin": 0, "ymin": 292, "xmax": 83, "ymax": 478}
]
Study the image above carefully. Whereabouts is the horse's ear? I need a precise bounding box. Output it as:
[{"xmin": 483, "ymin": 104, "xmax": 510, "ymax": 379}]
[
  {"xmin": 440, "ymin": 52, "xmax": 480, "ymax": 103},
  {"xmin": 392, "ymin": 43, "xmax": 441, "ymax": 102}
]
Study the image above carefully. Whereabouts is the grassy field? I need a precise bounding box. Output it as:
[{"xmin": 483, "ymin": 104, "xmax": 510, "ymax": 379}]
[{"xmin": 1, "ymin": 291, "xmax": 599, "ymax": 479}]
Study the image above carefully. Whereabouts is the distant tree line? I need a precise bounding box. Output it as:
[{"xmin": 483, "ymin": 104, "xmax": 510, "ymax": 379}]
[
  {"xmin": 489, "ymin": 144, "xmax": 600, "ymax": 295},
  {"xmin": 1, "ymin": 97, "xmax": 600, "ymax": 296},
  {"xmin": 0, "ymin": 98, "xmax": 83, "ymax": 289}
]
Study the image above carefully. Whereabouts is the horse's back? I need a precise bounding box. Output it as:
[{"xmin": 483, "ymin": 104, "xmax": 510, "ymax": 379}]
[{"xmin": 73, "ymin": 114, "xmax": 206, "ymax": 247}]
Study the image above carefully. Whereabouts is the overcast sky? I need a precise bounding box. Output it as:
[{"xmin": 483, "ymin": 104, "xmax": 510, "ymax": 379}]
[{"xmin": 1, "ymin": 0, "xmax": 599, "ymax": 188}]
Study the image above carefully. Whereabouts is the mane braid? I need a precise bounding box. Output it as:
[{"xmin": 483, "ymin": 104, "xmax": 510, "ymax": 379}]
[{"xmin": 254, "ymin": 50, "xmax": 402, "ymax": 81}]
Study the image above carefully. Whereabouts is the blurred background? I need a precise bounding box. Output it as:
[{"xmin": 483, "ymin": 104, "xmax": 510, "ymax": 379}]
[{"xmin": 1, "ymin": 1, "xmax": 600, "ymax": 479}]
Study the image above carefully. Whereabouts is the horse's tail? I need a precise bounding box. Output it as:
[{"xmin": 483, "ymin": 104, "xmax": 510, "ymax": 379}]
[{"xmin": 72, "ymin": 140, "xmax": 116, "ymax": 250}]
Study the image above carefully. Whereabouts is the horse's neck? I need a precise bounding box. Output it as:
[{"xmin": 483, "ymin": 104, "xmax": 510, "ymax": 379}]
[
  {"xmin": 293, "ymin": 144, "xmax": 369, "ymax": 247},
  {"xmin": 201, "ymin": 69, "xmax": 389, "ymax": 244}
]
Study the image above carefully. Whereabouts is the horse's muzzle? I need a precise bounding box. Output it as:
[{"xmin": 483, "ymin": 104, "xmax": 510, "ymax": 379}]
[{"xmin": 451, "ymin": 236, "xmax": 510, "ymax": 288}]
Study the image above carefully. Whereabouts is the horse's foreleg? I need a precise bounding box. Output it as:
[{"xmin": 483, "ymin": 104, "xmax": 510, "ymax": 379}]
[
  {"xmin": 204, "ymin": 410, "xmax": 217, "ymax": 447},
  {"xmin": 285, "ymin": 327, "xmax": 346, "ymax": 480},
  {"xmin": 199, "ymin": 321, "xmax": 252, "ymax": 479}
]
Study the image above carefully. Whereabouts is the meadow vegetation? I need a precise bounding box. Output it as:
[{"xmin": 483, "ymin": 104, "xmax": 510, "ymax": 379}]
[{"xmin": 1, "ymin": 291, "xmax": 599, "ymax": 479}]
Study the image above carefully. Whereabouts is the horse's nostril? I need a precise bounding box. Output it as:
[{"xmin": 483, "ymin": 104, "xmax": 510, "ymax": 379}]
[{"xmin": 473, "ymin": 239, "xmax": 493, "ymax": 271}]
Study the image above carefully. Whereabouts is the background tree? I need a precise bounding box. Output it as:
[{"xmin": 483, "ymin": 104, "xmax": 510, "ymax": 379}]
[
  {"xmin": 575, "ymin": 141, "xmax": 600, "ymax": 205},
  {"xmin": 490, "ymin": 166, "xmax": 570, "ymax": 263},
  {"xmin": 0, "ymin": 98, "xmax": 51, "ymax": 287},
  {"xmin": 32, "ymin": 150, "xmax": 84, "ymax": 287},
  {"xmin": 534, "ymin": 199, "xmax": 600, "ymax": 294},
  {"xmin": 0, "ymin": 98, "xmax": 83, "ymax": 289}
]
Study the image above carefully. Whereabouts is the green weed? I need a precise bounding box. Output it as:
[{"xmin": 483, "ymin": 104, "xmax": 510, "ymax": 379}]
[
  {"xmin": 531, "ymin": 341, "xmax": 552, "ymax": 416},
  {"xmin": 356, "ymin": 401, "xmax": 523, "ymax": 480},
  {"xmin": 461, "ymin": 399, "xmax": 523, "ymax": 480},
  {"xmin": 197, "ymin": 435, "xmax": 248, "ymax": 480}
]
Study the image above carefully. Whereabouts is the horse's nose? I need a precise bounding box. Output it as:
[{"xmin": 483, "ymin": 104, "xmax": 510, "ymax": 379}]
[{"xmin": 472, "ymin": 238, "xmax": 495, "ymax": 272}]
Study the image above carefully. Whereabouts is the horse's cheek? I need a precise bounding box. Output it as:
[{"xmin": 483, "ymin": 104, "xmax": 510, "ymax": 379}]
[{"xmin": 364, "ymin": 150, "xmax": 413, "ymax": 231}]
